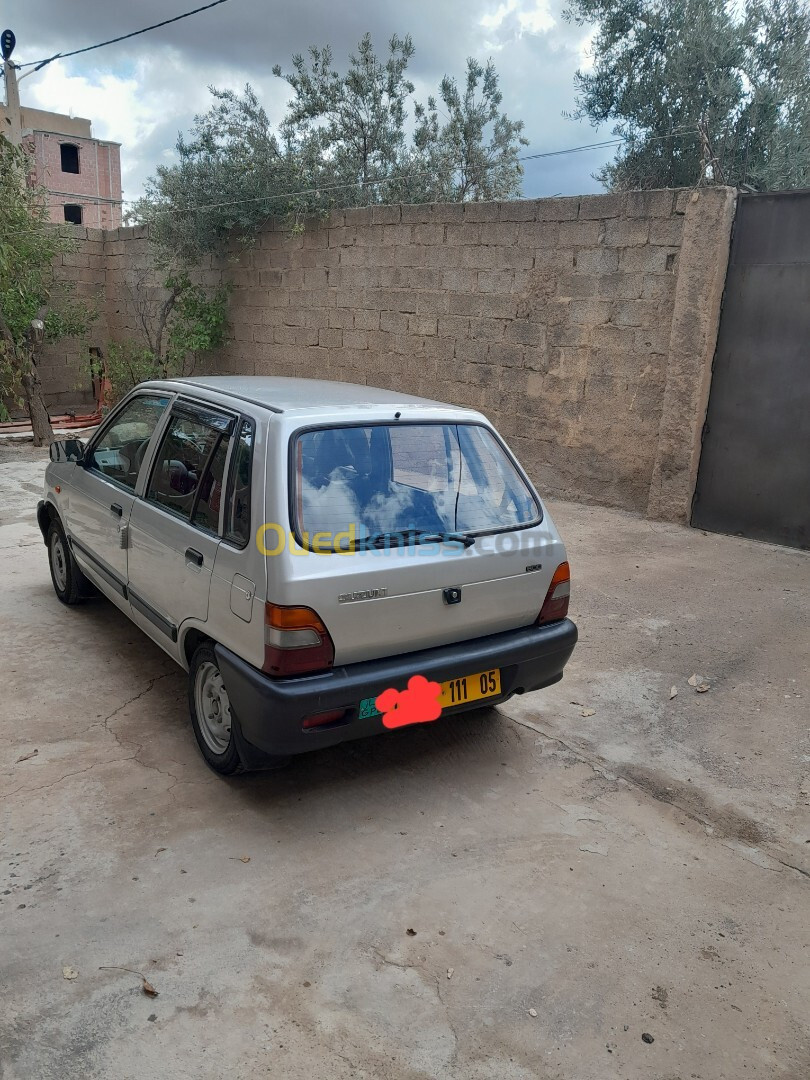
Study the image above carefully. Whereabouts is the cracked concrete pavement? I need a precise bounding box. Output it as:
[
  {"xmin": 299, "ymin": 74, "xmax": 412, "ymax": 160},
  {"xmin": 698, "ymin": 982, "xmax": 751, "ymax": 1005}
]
[{"xmin": 1, "ymin": 443, "xmax": 808, "ymax": 1079}]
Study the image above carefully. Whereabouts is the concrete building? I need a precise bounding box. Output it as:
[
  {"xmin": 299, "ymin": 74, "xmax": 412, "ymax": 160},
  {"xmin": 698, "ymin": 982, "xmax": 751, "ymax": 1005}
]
[{"xmin": 2, "ymin": 66, "xmax": 122, "ymax": 228}]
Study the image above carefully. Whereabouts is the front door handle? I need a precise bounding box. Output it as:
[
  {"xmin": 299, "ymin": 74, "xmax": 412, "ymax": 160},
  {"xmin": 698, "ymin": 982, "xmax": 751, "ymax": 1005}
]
[
  {"xmin": 185, "ymin": 547, "xmax": 204, "ymax": 567},
  {"xmin": 110, "ymin": 503, "xmax": 123, "ymax": 517}
]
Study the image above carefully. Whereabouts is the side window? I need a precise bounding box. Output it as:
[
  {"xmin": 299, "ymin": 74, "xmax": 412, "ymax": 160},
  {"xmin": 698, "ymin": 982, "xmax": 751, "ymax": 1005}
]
[
  {"xmin": 89, "ymin": 395, "xmax": 170, "ymax": 490},
  {"xmin": 224, "ymin": 421, "xmax": 253, "ymax": 546},
  {"xmin": 192, "ymin": 434, "xmax": 230, "ymax": 533},
  {"xmin": 147, "ymin": 410, "xmax": 230, "ymax": 525}
]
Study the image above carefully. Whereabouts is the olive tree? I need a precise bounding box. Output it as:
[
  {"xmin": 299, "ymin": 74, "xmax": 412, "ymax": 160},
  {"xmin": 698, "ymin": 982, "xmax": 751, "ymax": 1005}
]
[
  {"xmin": 0, "ymin": 135, "xmax": 92, "ymax": 445},
  {"xmin": 565, "ymin": 0, "xmax": 810, "ymax": 190},
  {"xmin": 132, "ymin": 33, "xmax": 527, "ymax": 260}
]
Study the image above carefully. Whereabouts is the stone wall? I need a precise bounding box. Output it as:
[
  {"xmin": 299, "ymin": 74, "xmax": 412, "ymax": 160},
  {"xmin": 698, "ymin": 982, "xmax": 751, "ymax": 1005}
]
[{"xmin": 38, "ymin": 187, "xmax": 736, "ymax": 522}]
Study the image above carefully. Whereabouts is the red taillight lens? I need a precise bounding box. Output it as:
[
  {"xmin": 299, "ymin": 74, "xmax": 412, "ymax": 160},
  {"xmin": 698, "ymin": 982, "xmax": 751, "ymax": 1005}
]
[
  {"xmin": 263, "ymin": 603, "xmax": 335, "ymax": 675},
  {"xmin": 302, "ymin": 708, "xmax": 347, "ymax": 730},
  {"xmin": 537, "ymin": 562, "xmax": 571, "ymax": 625}
]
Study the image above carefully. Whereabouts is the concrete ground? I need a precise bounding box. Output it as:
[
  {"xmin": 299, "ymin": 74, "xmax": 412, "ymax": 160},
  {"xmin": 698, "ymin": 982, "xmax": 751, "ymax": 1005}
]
[{"xmin": 1, "ymin": 443, "xmax": 808, "ymax": 1080}]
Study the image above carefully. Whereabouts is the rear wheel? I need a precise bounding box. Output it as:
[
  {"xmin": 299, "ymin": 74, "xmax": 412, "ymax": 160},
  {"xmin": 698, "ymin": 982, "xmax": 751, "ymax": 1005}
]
[
  {"xmin": 188, "ymin": 644, "xmax": 244, "ymax": 775},
  {"xmin": 47, "ymin": 519, "xmax": 88, "ymax": 605}
]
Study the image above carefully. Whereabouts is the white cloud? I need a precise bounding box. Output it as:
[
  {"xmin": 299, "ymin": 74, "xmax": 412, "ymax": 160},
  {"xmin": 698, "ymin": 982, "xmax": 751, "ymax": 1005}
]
[{"xmin": 480, "ymin": 1, "xmax": 556, "ymax": 37}]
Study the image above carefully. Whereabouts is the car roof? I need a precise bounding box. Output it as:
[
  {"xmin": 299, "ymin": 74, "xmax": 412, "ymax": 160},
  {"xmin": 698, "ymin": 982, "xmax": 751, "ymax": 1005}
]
[{"xmin": 144, "ymin": 376, "xmax": 469, "ymax": 417}]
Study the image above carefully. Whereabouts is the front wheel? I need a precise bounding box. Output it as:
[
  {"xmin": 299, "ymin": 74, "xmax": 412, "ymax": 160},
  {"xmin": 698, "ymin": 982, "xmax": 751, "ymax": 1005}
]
[
  {"xmin": 188, "ymin": 644, "xmax": 244, "ymax": 775},
  {"xmin": 47, "ymin": 519, "xmax": 88, "ymax": 605}
]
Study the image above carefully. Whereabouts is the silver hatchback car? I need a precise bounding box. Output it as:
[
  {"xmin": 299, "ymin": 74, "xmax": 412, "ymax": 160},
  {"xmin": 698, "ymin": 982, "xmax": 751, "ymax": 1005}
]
[{"xmin": 39, "ymin": 377, "xmax": 577, "ymax": 775}]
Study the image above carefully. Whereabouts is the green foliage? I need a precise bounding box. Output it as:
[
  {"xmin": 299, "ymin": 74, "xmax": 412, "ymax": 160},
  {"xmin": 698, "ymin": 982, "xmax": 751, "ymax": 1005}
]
[
  {"xmin": 164, "ymin": 272, "xmax": 229, "ymax": 368},
  {"xmin": 132, "ymin": 34, "xmax": 526, "ymax": 260},
  {"xmin": 565, "ymin": 0, "xmax": 810, "ymax": 190},
  {"xmin": 99, "ymin": 275, "xmax": 229, "ymax": 403},
  {"xmin": 0, "ymin": 135, "xmax": 94, "ymax": 424},
  {"xmin": 97, "ymin": 340, "xmax": 162, "ymax": 403}
]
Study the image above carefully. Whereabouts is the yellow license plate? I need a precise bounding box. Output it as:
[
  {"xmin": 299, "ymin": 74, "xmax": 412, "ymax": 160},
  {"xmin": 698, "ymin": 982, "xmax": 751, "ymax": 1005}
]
[
  {"xmin": 358, "ymin": 668, "xmax": 502, "ymax": 720},
  {"xmin": 439, "ymin": 668, "xmax": 501, "ymax": 709}
]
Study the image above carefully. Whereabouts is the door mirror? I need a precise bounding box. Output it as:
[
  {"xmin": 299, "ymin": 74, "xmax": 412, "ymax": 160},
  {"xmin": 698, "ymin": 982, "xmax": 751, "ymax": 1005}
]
[{"xmin": 49, "ymin": 438, "xmax": 85, "ymax": 464}]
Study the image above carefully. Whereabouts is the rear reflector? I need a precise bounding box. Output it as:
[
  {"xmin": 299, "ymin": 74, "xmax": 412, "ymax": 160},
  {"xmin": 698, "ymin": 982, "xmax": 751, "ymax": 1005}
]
[
  {"xmin": 537, "ymin": 561, "xmax": 571, "ymax": 625},
  {"xmin": 263, "ymin": 603, "xmax": 335, "ymax": 675},
  {"xmin": 302, "ymin": 709, "xmax": 347, "ymax": 730}
]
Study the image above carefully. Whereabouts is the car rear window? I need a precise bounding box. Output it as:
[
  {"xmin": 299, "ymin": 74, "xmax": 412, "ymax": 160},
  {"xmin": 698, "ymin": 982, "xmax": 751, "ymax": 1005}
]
[{"xmin": 293, "ymin": 423, "xmax": 540, "ymax": 549}]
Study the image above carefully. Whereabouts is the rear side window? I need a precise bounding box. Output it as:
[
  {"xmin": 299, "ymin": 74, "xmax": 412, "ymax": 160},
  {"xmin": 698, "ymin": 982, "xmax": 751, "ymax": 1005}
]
[
  {"xmin": 224, "ymin": 420, "xmax": 253, "ymax": 546},
  {"xmin": 147, "ymin": 408, "xmax": 231, "ymax": 528},
  {"xmin": 294, "ymin": 422, "xmax": 539, "ymax": 550}
]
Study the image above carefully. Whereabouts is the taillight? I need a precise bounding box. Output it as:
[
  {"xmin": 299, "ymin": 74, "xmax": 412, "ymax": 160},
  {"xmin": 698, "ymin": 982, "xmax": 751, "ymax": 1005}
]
[
  {"xmin": 263, "ymin": 603, "xmax": 335, "ymax": 675},
  {"xmin": 537, "ymin": 562, "xmax": 570, "ymax": 624},
  {"xmin": 302, "ymin": 708, "xmax": 347, "ymax": 730}
]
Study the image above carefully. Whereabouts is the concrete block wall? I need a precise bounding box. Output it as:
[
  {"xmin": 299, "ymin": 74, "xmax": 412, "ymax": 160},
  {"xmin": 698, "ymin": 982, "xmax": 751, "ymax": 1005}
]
[
  {"xmin": 36, "ymin": 227, "xmax": 109, "ymax": 412},
  {"xmin": 210, "ymin": 187, "xmax": 735, "ymax": 519},
  {"xmin": 38, "ymin": 188, "xmax": 736, "ymax": 522}
]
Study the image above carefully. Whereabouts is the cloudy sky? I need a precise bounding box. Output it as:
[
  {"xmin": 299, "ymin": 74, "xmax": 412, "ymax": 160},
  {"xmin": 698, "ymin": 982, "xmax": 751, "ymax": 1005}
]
[{"xmin": 6, "ymin": 0, "xmax": 615, "ymax": 208}]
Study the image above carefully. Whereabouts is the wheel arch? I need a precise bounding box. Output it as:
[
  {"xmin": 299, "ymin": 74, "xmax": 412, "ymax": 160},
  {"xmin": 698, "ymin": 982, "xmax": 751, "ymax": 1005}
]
[
  {"xmin": 180, "ymin": 627, "xmax": 213, "ymax": 671},
  {"xmin": 37, "ymin": 500, "xmax": 58, "ymax": 543}
]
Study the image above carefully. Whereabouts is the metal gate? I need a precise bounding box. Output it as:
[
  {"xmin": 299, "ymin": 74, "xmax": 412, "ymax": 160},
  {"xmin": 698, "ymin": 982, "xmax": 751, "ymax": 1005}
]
[{"xmin": 692, "ymin": 191, "xmax": 810, "ymax": 549}]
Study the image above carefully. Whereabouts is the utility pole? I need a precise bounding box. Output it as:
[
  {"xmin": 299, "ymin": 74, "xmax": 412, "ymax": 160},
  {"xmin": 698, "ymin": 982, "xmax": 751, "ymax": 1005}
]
[{"xmin": 2, "ymin": 29, "xmax": 21, "ymax": 144}]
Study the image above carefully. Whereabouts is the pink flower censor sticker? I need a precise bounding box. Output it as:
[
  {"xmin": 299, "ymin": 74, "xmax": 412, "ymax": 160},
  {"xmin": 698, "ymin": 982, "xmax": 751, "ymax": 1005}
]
[{"xmin": 375, "ymin": 675, "xmax": 442, "ymax": 729}]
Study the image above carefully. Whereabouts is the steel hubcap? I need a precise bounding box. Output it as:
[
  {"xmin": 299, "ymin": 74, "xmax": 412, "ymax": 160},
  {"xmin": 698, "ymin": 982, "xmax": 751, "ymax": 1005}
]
[
  {"xmin": 51, "ymin": 534, "xmax": 67, "ymax": 591},
  {"xmin": 195, "ymin": 661, "xmax": 232, "ymax": 754}
]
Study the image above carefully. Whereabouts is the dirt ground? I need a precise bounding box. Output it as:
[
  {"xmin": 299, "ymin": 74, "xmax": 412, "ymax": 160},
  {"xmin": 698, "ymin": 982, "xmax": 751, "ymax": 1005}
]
[{"xmin": 1, "ymin": 443, "xmax": 808, "ymax": 1080}]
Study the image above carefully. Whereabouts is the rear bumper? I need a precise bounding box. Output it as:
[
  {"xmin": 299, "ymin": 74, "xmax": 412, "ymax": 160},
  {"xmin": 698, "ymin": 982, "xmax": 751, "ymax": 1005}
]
[{"xmin": 215, "ymin": 619, "xmax": 577, "ymax": 764}]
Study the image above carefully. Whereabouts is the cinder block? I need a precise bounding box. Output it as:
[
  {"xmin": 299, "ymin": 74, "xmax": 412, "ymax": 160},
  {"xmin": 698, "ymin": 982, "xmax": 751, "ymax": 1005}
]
[
  {"xmin": 558, "ymin": 220, "xmax": 604, "ymax": 247},
  {"xmin": 462, "ymin": 201, "xmax": 500, "ymax": 223},
  {"xmin": 574, "ymin": 248, "xmax": 620, "ymax": 274},
  {"xmin": 318, "ymin": 327, "xmax": 343, "ymax": 348},
  {"xmin": 497, "ymin": 200, "xmax": 537, "ymax": 221},
  {"xmin": 477, "ymin": 270, "xmax": 514, "ymax": 294},
  {"xmin": 380, "ymin": 310, "xmax": 409, "ymax": 333},
  {"xmin": 505, "ymin": 320, "xmax": 545, "ymax": 347},
  {"xmin": 343, "ymin": 207, "xmax": 374, "ymax": 227},
  {"xmin": 478, "ymin": 222, "xmax": 520, "ymax": 246},
  {"xmin": 619, "ymin": 246, "xmax": 677, "ymax": 273},
  {"xmin": 408, "ymin": 315, "xmax": 438, "ymax": 336},
  {"xmin": 401, "ymin": 203, "xmax": 438, "ymax": 224},
  {"xmin": 448, "ymin": 293, "xmax": 484, "ymax": 317},
  {"xmin": 488, "ymin": 342, "xmax": 525, "ymax": 368},
  {"xmin": 354, "ymin": 308, "xmax": 381, "ymax": 331},
  {"xmin": 578, "ymin": 193, "xmax": 625, "ymax": 220},
  {"xmin": 441, "ymin": 268, "xmax": 478, "ymax": 292},
  {"xmin": 568, "ymin": 299, "xmax": 612, "ymax": 325},
  {"xmin": 371, "ymin": 205, "xmax": 402, "ymax": 225},
  {"xmin": 438, "ymin": 315, "xmax": 471, "ymax": 338},
  {"xmin": 469, "ymin": 318, "xmax": 508, "ymax": 342},
  {"xmin": 259, "ymin": 269, "xmax": 283, "ymax": 287},
  {"xmin": 648, "ymin": 218, "xmax": 684, "ymax": 246},
  {"xmin": 624, "ymin": 189, "xmax": 675, "ymax": 218},
  {"xmin": 535, "ymin": 196, "xmax": 580, "ymax": 222},
  {"xmin": 610, "ymin": 299, "xmax": 661, "ymax": 328},
  {"xmin": 556, "ymin": 273, "xmax": 600, "ymax": 300},
  {"xmin": 603, "ymin": 218, "xmax": 650, "ymax": 247},
  {"xmin": 411, "ymin": 223, "xmax": 445, "ymax": 245},
  {"xmin": 444, "ymin": 224, "xmax": 482, "ymax": 246}
]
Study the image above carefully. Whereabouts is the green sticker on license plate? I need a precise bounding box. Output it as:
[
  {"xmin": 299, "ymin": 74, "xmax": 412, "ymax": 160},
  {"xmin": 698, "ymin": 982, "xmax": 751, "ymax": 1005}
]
[{"xmin": 358, "ymin": 696, "xmax": 381, "ymax": 719}]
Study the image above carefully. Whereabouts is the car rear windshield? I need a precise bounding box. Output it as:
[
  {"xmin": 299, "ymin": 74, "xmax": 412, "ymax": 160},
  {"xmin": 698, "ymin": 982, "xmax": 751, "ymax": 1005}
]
[{"xmin": 293, "ymin": 422, "xmax": 540, "ymax": 550}]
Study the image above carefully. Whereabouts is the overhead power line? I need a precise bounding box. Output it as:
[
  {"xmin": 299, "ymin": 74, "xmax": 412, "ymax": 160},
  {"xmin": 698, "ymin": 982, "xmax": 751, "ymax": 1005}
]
[
  {"xmin": 16, "ymin": 0, "xmax": 231, "ymax": 72},
  {"xmin": 145, "ymin": 129, "xmax": 699, "ymax": 219}
]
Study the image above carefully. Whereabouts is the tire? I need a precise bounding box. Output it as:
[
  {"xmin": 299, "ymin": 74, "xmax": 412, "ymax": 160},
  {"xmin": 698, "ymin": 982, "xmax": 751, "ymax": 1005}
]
[
  {"xmin": 188, "ymin": 643, "xmax": 244, "ymax": 776},
  {"xmin": 47, "ymin": 518, "xmax": 88, "ymax": 605}
]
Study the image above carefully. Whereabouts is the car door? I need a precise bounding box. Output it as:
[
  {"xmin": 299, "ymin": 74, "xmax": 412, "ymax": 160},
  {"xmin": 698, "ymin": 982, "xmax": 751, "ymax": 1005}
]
[
  {"xmin": 66, "ymin": 393, "xmax": 171, "ymax": 600},
  {"xmin": 126, "ymin": 399, "xmax": 236, "ymax": 647}
]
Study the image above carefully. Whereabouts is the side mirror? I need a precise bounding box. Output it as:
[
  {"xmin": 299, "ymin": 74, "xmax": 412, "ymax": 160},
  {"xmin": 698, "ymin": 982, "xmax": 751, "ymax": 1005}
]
[{"xmin": 49, "ymin": 438, "xmax": 85, "ymax": 464}]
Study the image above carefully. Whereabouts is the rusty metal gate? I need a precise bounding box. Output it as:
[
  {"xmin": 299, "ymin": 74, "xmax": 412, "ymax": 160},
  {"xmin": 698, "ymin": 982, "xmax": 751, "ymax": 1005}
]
[{"xmin": 692, "ymin": 191, "xmax": 810, "ymax": 549}]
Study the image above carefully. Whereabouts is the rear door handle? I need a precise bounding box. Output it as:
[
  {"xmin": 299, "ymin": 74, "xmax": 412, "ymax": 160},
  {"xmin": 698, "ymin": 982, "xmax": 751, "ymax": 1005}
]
[
  {"xmin": 185, "ymin": 547, "xmax": 204, "ymax": 567},
  {"xmin": 110, "ymin": 503, "xmax": 123, "ymax": 517}
]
